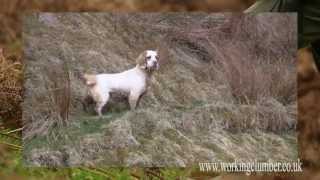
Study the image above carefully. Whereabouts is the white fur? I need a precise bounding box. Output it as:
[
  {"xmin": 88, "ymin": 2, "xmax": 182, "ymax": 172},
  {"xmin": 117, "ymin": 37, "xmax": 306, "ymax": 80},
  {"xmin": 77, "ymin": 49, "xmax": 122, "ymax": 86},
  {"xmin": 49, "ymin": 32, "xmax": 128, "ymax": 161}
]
[{"xmin": 84, "ymin": 50, "xmax": 159, "ymax": 116}]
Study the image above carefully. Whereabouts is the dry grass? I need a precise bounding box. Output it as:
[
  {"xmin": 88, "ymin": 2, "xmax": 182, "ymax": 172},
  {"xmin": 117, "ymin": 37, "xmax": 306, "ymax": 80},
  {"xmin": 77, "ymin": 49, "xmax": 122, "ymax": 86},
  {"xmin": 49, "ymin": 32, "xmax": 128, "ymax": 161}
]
[
  {"xmin": 0, "ymin": 0, "xmax": 319, "ymax": 178},
  {"xmin": 0, "ymin": 0, "xmax": 257, "ymax": 130},
  {"xmin": 0, "ymin": 0, "xmax": 255, "ymax": 14},
  {"xmin": 163, "ymin": 14, "xmax": 297, "ymax": 132},
  {"xmin": 22, "ymin": 13, "xmax": 297, "ymax": 138},
  {"xmin": 20, "ymin": 13, "xmax": 298, "ymax": 167},
  {"xmin": 165, "ymin": 14, "xmax": 296, "ymax": 105},
  {"xmin": 0, "ymin": 48, "xmax": 23, "ymax": 127},
  {"xmin": 22, "ymin": 51, "xmax": 71, "ymax": 140},
  {"xmin": 0, "ymin": 0, "xmax": 256, "ymax": 130}
]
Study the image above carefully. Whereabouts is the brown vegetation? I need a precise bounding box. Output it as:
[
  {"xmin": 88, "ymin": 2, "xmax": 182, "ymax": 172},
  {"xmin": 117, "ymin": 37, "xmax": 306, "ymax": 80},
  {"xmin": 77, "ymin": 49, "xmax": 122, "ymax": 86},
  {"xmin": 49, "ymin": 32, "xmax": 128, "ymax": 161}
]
[
  {"xmin": 0, "ymin": 48, "xmax": 22, "ymax": 127},
  {"xmin": 0, "ymin": 0, "xmax": 320, "ymax": 179},
  {"xmin": 22, "ymin": 13, "xmax": 297, "ymax": 166},
  {"xmin": 0, "ymin": 1, "xmax": 256, "ymax": 128},
  {"xmin": 298, "ymin": 47, "xmax": 320, "ymax": 169}
]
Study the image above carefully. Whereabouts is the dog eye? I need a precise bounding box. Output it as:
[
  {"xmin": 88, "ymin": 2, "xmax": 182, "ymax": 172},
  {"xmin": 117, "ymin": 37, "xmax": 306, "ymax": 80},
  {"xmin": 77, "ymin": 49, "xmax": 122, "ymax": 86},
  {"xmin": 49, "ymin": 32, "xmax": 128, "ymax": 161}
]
[{"xmin": 146, "ymin": 56, "xmax": 151, "ymax": 59}]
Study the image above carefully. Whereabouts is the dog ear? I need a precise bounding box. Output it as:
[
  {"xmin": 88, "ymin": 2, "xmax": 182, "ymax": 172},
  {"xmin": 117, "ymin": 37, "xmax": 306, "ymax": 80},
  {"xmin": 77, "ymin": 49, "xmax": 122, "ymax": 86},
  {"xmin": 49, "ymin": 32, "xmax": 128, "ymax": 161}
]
[
  {"xmin": 155, "ymin": 48, "xmax": 160, "ymax": 59},
  {"xmin": 83, "ymin": 73, "xmax": 97, "ymax": 86},
  {"xmin": 136, "ymin": 50, "xmax": 147, "ymax": 69}
]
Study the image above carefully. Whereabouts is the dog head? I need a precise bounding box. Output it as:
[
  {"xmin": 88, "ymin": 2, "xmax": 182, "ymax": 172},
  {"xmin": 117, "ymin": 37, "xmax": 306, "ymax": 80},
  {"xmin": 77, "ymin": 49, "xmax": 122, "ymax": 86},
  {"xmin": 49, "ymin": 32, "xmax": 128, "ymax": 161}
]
[{"xmin": 136, "ymin": 50, "xmax": 159, "ymax": 71}]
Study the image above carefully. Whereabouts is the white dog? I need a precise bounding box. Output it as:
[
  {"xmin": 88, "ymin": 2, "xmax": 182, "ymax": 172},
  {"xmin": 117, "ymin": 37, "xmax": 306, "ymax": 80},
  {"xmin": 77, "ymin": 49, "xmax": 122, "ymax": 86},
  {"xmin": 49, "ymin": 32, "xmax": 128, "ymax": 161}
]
[{"xmin": 82, "ymin": 50, "xmax": 159, "ymax": 116}]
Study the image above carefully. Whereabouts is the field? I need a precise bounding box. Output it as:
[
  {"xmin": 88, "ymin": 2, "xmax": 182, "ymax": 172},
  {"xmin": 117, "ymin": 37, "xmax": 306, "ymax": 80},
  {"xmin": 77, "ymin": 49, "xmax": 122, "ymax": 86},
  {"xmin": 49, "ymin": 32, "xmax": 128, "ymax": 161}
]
[
  {"xmin": 1, "ymin": 0, "xmax": 320, "ymax": 179},
  {"xmin": 22, "ymin": 13, "xmax": 297, "ymax": 167}
]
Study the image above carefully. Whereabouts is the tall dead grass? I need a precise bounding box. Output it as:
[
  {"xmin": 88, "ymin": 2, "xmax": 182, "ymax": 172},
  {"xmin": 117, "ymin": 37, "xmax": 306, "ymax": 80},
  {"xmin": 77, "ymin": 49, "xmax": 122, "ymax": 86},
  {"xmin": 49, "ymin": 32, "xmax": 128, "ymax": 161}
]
[
  {"xmin": 213, "ymin": 45, "xmax": 296, "ymax": 105},
  {"xmin": 22, "ymin": 56, "xmax": 71, "ymax": 140},
  {"xmin": 167, "ymin": 14, "xmax": 296, "ymax": 106},
  {"xmin": 163, "ymin": 14, "xmax": 296, "ymax": 131},
  {"xmin": 0, "ymin": 0, "xmax": 255, "ymax": 129},
  {"xmin": 216, "ymin": 14, "xmax": 296, "ymax": 105},
  {"xmin": 0, "ymin": 48, "xmax": 23, "ymax": 127}
]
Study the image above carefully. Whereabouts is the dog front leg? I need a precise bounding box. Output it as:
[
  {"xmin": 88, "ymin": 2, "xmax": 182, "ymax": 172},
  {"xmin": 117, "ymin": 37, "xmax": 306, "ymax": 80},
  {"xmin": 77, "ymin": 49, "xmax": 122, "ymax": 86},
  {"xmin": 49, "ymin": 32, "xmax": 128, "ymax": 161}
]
[
  {"xmin": 129, "ymin": 92, "xmax": 140, "ymax": 110},
  {"xmin": 95, "ymin": 93, "xmax": 109, "ymax": 117},
  {"xmin": 95, "ymin": 101, "xmax": 105, "ymax": 117}
]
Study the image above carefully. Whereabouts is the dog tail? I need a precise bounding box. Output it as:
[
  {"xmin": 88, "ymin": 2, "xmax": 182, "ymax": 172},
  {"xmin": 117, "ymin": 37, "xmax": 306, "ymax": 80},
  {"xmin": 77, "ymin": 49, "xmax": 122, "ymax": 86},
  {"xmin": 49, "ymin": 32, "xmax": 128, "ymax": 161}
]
[{"xmin": 82, "ymin": 73, "xmax": 97, "ymax": 86}]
